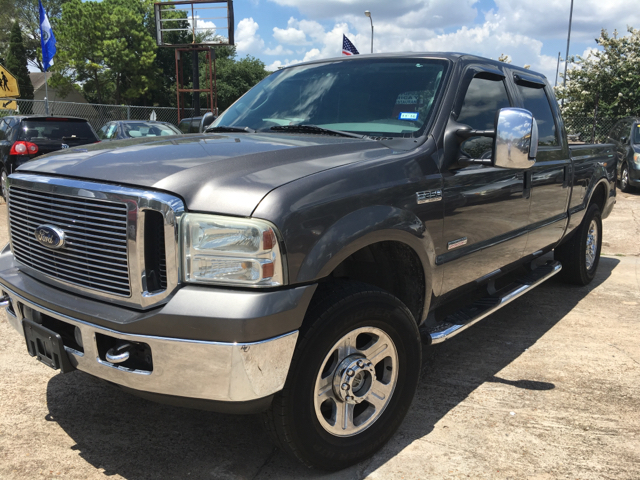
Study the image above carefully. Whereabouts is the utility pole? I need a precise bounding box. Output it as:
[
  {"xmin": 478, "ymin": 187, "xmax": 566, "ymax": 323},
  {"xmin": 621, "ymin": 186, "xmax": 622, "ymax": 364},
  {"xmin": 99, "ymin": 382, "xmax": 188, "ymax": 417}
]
[
  {"xmin": 555, "ymin": 52, "xmax": 561, "ymax": 87},
  {"xmin": 561, "ymin": 0, "xmax": 574, "ymax": 107}
]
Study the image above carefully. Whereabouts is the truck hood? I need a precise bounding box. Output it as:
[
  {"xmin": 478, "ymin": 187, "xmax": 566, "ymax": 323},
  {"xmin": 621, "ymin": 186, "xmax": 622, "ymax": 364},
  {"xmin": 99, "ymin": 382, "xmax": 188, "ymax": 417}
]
[{"xmin": 17, "ymin": 133, "xmax": 389, "ymax": 216}]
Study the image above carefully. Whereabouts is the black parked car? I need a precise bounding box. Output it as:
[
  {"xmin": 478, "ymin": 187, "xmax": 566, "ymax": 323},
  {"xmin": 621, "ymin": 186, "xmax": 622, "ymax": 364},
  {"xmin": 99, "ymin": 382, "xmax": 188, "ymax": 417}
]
[
  {"xmin": 178, "ymin": 112, "xmax": 216, "ymax": 134},
  {"xmin": 0, "ymin": 115, "xmax": 99, "ymax": 200},
  {"xmin": 608, "ymin": 117, "xmax": 640, "ymax": 192},
  {"xmin": 97, "ymin": 120, "xmax": 182, "ymax": 140}
]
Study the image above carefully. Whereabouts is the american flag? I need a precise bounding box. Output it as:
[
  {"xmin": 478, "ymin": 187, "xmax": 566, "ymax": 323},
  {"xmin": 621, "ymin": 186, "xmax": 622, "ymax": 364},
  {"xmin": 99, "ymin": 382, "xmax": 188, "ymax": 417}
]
[{"xmin": 342, "ymin": 34, "xmax": 359, "ymax": 56}]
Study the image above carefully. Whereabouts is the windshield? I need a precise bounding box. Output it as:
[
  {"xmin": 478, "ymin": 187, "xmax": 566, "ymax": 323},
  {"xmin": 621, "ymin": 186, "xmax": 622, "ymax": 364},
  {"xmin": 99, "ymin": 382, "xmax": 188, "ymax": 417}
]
[
  {"xmin": 20, "ymin": 120, "xmax": 97, "ymax": 142},
  {"xmin": 122, "ymin": 122, "xmax": 181, "ymax": 138},
  {"xmin": 211, "ymin": 58, "xmax": 448, "ymax": 138}
]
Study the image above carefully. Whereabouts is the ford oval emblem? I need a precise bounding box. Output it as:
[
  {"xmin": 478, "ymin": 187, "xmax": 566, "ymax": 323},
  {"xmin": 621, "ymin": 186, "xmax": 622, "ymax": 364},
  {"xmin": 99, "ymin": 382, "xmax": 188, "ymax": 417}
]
[{"xmin": 34, "ymin": 225, "xmax": 66, "ymax": 249}]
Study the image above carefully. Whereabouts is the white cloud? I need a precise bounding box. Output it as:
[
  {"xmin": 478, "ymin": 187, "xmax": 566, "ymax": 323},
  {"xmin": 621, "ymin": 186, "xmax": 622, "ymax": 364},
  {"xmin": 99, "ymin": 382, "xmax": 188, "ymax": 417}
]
[
  {"xmin": 264, "ymin": 45, "xmax": 293, "ymax": 55},
  {"xmin": 267, "ymin": 0, "xmax": 477, "ymax": 27},
  {"xmin": 236, "ymin": 17, "xmax": 264, "ymax": 54},
  {"xmin": 256, "ymin": 0, "xmax": 637, "ymax": 83},
  {"xmin": 266, "ymin": 60, "xmax": 284, "ymax": 71},
  {"xmin": 492, "ymin": 0, "xmax": 640, "ymax": 42},
  {"xmin": 273, "ymin": 25, "xmax": 308, "ymax": 45},
  {"xmin": 302, "ymin": 49, "xmax": 321, "ymax": 62}
]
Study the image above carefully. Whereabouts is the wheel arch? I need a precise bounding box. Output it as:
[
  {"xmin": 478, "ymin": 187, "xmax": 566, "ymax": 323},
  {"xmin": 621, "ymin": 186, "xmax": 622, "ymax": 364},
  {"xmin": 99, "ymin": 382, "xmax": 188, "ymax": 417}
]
[
  {"xmin": 293, "ymin": 205, "xmax": 436, "ymax": 324},
  {"xmin": 587, "ymin": 177, "xmax": 609, "ymax": 213}
]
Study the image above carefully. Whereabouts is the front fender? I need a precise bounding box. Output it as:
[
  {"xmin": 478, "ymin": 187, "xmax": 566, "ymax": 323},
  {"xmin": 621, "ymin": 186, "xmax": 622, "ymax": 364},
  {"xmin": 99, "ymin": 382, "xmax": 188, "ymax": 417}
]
[{"xmin": 294, "ymin": 205, "xmax": 437, "ymax": 317}]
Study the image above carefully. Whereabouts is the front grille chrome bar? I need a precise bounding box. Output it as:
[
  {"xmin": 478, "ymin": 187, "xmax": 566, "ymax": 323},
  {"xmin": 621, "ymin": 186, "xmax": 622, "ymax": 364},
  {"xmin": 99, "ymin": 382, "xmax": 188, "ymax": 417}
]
[{"xmin": 8, "ymin": 174, "xmax": 185, "ymax": 309}]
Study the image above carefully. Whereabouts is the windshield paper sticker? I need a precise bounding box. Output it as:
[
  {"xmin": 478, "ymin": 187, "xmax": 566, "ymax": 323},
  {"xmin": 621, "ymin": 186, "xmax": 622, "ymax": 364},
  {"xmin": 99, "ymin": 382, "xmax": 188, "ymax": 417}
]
[{"xmin": 398, "ymin": 112, "xmax": 419, "ymax": 121}]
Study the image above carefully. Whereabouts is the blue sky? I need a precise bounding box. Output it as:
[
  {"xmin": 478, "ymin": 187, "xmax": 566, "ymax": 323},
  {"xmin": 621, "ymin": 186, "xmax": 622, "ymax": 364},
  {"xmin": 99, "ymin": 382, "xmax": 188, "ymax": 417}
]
[{"xmin": 226, "ymin": 0, "xmax": 639, "ymax": 81}]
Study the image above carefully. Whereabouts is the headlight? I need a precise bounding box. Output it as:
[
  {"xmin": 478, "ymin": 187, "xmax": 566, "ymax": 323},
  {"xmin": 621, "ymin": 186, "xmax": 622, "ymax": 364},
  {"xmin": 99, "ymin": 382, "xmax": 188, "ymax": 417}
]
[
  {"xmin": 181, "ymin": 214, "xmax": 285, "ymax": 287},
  {"xmin": 634, "ymin": 153, "xmax": 639, "ymax": 165}
]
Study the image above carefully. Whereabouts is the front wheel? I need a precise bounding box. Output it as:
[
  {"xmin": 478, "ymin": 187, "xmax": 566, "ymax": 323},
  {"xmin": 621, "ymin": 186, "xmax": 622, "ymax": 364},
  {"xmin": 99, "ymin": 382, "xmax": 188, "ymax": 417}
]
[
  {"xmin": 554, "ymin": 203, "xmax": 602, "ymax": 285},
  {"xmin": 262, "ymin": 282, "xmax": 421, "ymax": 470},
  {"xmin": 1, "ymin": 169, "xmax": 7, "ymax": 202},
  {"xmin": 620, "ymin": 163, "xmax": 633, "ymax": 193}
]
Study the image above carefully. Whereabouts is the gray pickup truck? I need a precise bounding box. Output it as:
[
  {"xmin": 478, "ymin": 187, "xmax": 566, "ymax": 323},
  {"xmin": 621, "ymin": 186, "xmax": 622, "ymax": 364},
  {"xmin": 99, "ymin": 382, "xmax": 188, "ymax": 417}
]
[{"xmin": 0, "ymin": 53, "xmax": 615, "ymax": 470}]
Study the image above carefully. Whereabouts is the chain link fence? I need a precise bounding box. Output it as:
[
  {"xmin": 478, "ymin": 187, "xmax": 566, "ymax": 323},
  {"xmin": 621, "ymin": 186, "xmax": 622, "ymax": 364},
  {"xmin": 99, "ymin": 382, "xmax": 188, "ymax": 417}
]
[
  {"xmin": 563, "ymin": 117, "xmax": 618, "ymax": 144},
  {"xmin": 0, "ymin": 98, "xmax": 624, "ymax": 144},
  {"xmin": 0, "ymin": 98, "xmax": 195, "ymax": 132}
]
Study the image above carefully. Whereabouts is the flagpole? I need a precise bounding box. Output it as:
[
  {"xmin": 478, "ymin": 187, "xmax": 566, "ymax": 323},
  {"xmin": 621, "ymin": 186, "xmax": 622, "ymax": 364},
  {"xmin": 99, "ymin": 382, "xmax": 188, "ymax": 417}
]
[{"xmin": 44, "ymin": 71, "xmax": 49, "ymax": 115}]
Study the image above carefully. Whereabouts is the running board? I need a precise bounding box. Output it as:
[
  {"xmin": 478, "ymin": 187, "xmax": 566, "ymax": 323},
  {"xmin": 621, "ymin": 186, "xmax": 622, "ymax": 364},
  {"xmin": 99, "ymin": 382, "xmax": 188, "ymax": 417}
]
[{"xmin": 422, "ymin": 261, "xmax": 562, "ymax": 345}]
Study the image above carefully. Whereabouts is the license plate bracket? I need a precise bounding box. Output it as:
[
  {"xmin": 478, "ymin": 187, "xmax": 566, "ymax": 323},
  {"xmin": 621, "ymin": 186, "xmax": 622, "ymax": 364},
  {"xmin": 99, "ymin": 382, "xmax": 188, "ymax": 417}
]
[{"xmin": 22, "ymin": 319, "xmax": 75, "ymax": 373}]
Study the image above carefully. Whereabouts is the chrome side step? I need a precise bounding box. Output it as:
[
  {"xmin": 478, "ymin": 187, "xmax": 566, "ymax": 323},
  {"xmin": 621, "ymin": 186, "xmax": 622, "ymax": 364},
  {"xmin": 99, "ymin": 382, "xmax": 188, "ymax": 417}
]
[{"xmin": 422, "ymin": 261, "xmax": 562, "ymax": 345}]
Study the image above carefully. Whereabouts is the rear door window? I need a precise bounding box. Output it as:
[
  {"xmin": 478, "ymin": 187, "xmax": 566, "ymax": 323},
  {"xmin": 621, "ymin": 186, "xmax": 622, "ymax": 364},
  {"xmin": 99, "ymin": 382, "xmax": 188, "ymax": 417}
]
[{"xmin": 517, "ymin": 85, "xmax": 559, "ymax": 146}]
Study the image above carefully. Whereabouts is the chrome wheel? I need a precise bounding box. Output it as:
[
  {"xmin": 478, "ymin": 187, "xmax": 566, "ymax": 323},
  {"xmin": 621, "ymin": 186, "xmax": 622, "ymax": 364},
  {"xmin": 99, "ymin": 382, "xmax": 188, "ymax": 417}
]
[
  {"xmin": 621, "ymin": 166, "xmax": 629, "ymax": 191},
  {"xmin": 1, "ymin": 170, "xmax": 7, "ymax": 202},
  {"xmin": 314, "ymin": 326, "xmax": 399, "ymax": 437},
  {"xmin": 585, "ymin": 219, "xmax": 598, "ymax": 270}
]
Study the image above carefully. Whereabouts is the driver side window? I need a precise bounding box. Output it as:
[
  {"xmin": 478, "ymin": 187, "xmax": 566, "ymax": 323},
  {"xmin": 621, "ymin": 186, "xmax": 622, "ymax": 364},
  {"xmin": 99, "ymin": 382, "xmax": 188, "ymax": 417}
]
[{"xmin": 457, "ymin": 76, "xmax": 511, "ymax": 159}]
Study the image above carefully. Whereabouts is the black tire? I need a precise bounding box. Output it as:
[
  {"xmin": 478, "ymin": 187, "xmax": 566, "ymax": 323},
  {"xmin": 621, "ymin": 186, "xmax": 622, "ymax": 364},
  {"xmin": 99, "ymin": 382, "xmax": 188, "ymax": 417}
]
[
  {"xmin": 1, "ymin": 168, "xmax": 7, "ymax": 203},
  {"xmin": 261, "ymin": 281, "xmax": 421, "ymax": 470},
  {"xmin": 554, "ymin": 203, "xmax": 602, "ymax": 285},
  {"xmin": 620, "ymin": 163, "xmax": 633, "ymax": 193}
]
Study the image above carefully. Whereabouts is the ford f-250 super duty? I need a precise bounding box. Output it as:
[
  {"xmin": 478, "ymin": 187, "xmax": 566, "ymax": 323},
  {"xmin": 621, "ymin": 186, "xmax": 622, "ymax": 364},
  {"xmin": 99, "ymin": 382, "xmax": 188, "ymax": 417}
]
[{"xmin": 0, "ymin": 53, "xmax": 615, "ymax": 470}]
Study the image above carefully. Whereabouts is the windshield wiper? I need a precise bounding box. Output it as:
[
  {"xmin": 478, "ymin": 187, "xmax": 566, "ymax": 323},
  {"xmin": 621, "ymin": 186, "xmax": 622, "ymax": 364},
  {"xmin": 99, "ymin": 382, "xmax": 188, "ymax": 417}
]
[
  {"xmin": 205, "ymin": 126, "xmax": 256, "ymax": 133},
  {"xmin": 269, "ymin": 124, "xmax": 366, "ymax": 139}
]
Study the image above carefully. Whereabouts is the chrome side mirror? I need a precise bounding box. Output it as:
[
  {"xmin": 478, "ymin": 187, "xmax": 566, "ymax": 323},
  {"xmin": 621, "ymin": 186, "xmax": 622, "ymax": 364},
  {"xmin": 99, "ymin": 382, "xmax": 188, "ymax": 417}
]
[{"xmin": 494, "ymin": 108, "xmax": 538, "ymax": 169}]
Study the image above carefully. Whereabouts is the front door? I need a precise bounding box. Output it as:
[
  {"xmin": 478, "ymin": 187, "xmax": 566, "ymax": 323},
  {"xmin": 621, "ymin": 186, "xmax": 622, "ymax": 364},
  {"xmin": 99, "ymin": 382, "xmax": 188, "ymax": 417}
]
[{"xmin": 440, "ymin": 70, "xmax": 531, "ymax": 293}]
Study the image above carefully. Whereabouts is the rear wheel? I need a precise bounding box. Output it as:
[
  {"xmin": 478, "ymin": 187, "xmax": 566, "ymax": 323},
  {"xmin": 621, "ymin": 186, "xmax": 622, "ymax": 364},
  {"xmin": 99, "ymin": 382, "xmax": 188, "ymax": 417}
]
[
  {"xmin": 262, "ymin": 281, "xmax": 421, "ymax": 470},
  {"xmin": 554, "ymin": 203, "xmax": 602, "ymax": 285}
]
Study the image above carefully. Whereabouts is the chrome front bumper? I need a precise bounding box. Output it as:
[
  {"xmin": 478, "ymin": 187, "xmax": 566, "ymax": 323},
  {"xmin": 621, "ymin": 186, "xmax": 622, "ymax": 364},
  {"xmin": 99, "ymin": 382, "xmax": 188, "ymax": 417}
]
[{"xmin": 2, "ymin": 286, "xmax": 298, "ymax": 403}]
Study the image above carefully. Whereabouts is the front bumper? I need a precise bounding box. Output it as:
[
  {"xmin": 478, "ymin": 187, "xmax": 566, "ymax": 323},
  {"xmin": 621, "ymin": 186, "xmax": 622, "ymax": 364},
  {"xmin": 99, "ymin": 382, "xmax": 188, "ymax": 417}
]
[{"xmin": 0, "ymin": 248, "xmax": 315, "ymax": 409}]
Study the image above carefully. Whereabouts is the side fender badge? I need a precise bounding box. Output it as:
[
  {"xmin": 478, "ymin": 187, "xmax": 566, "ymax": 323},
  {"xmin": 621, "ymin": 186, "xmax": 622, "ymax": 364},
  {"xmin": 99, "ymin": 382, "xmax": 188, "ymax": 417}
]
[
  {"xmin": 416, "ymin": 189, "xmax": 442, "ymax": 204},
  {"xmin": 448, "ymin": 237, "xmax": 467, "ymax": 250}
]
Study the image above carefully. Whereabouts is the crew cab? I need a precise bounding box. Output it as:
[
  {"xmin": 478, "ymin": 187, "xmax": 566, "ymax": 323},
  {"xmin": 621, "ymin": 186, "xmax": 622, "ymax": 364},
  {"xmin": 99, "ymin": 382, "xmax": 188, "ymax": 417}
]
[{"xmin": 0, "ymin": 53, "xmax": 615, "ymax": 470}]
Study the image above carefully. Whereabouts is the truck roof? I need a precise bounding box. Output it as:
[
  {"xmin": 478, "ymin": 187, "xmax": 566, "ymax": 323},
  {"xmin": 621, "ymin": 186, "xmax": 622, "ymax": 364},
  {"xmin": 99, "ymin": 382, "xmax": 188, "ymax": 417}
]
[{"xmin": 288, "ymin": 51, "xmax": 547, "ymax": 80}]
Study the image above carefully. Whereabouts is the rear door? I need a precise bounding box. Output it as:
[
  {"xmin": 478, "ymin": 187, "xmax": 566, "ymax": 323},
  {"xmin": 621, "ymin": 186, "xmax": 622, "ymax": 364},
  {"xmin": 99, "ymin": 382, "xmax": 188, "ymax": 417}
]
[
  {"xmin": 440, "ymin": 67, "xmax": 531, "ymax": 293},
  {"xmin": 512, "ymin": 74, "xmax": 572, "ymax": 254}
]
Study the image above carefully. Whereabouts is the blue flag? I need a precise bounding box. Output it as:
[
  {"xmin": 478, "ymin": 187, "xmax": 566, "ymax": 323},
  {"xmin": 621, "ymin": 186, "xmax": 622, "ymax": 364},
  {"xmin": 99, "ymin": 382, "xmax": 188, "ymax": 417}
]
[{"xmin": 39, "ymin": 0, "xmax": 57, "ymax": 71}]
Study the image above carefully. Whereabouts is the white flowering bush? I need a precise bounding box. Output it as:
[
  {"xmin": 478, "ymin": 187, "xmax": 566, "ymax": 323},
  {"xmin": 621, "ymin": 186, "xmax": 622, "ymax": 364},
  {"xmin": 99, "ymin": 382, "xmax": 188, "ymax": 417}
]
[{"xmin": 556, "ymin": 27, "xmax": 640, "ymax": 120}]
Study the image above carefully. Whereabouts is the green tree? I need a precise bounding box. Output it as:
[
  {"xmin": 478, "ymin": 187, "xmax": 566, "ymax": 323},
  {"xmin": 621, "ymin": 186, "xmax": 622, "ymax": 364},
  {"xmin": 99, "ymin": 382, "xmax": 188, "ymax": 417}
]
[
  {"xmin": 556, "ymin": 27, "xmax": 640, "ymax": 118},
  {"xmin": 53, "ymin": 0, "xmax": 156, "ymax": 104},
  {"xmin": 5, "ymin": 22, "xmax": 34, "ymax": 99},
  {"xmin": 0, "ymin": 0, "xmax": 69, "ymax": 71},
  {"xmin": 0, "ymin": 0, "xmax": 18, "ymax": 63}
]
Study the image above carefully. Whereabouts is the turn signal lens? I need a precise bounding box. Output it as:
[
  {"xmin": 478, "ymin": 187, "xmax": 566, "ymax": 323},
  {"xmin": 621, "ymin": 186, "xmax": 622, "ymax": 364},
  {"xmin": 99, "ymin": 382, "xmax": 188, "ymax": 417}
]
[
  {"xmin": 634, "ymin": 153, "xmax": 639, "ymax": 165},
  {"xmin": 10, "ymin": 141, "xmax": 38, "ymax": 156}
]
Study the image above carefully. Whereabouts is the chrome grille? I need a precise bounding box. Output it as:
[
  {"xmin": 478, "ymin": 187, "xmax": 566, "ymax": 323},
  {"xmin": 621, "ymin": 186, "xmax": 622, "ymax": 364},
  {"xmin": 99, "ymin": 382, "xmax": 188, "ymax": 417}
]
[{"xmin": 9, "ymin": 186, "xmax": 131, "ymax": 297}]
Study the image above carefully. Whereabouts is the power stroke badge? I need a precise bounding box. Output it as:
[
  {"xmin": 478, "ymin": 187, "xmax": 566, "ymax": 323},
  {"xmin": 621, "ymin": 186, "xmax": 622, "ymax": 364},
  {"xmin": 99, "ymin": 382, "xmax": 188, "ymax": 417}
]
[{"xmin": 34, "ymin": 225, "xmax": 66, "ymax": 249}]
